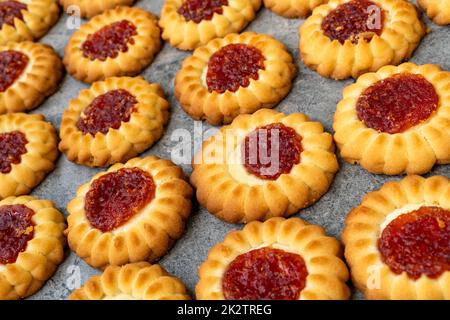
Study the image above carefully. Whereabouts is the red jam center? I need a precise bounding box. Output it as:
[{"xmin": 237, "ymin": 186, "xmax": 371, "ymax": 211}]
[
  {"xmin": 206, "ymin": 44, "xmax": 265, "ymax": 93},
  {"xmin": 81, "ymin": 20, "xmax": 137, "ymax": 61},
  {"xmin": 378, "ymin": 206, "xmax": 450, "ymax": 280},
  {"xmin": 321, "ymin": 0, "xmax": 384, "ymax": 44},
  {"xmin": 177, "ymin": 0, "xmax": 228, "ymax": 23},
  {"xmin": 222, "ymin": 247, "xmax": 308, "ymax": 300},
  {"xmin": 356, "ymin": 73, "xmax": 439, "ymax": 134},
  {"xmin": 0, "ymin": 1, "xmax": 27, "ymax": 29},
  {"xmin": 0, "ymin": 131, "xmax": 28, "ymax": 174},
  {"xmin": 242, "ymin": 123, "xmax": 302, "ymax": 180},
  {"xmin": 0, "ymin": 204, "xmax": 34, "ymax": 265},
  {"xmin": 76, "ymin": 89, "xmax": 138, "ymax": 136},
  {"xmin": 85, "ymin": 167, "xmax": 155, "ymax": 232},
  {"xmin": 0, "ymin": 50, "xmax": 28, "ymax": 92}
]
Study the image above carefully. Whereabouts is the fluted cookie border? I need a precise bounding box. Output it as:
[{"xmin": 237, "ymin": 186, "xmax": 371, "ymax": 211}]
[
  {"xmin": 0, "ymin": 0, "xmax": 60, "ymax": 45},
  {"xmin": 69, "ymin": 262, "xmax": 190, "ymax": 300},
  {"xmin": 159, "ymin": 0, "xmax": 262, "ymax": 51},
  {"xmin": 191, "ymin": 109, "xmax": 339, "ymax": 223},
  {"xmin": 60, "ymin": 0, "xmax": 136, "ymax": 18},
  {"xmin": 175, "ymin": 32, "xmax": 297, "ymax": 125},
  {"xmin": 0, "ymin": 113, "xmax": 59, "ymax": 199},
  {"xmin": 299, "ymin": 0, "xmax": 426, "ymax": 79},
  {"xmin": 63, "ymin": 6, "xmax": 161, "ymax": 83},
  {"xmin": 418, "ymin": 0, "xmax": 450, "ymax": 25},
  {"xmin": 0, "ymin": 196, "xmax": 66, "ymax": 300},
  {"xmin": 264, "ymin": 0, "xmax": 329, "ymax": 18},
  {"xmin": 66, "ymin": 156, "xmax": 193, "ymax": 269},
  {"xmin": 333, "ymin": 62, "xmax": 450, "ymax": 175},
  {"xmin": 197, "ymin": 217, "xmax": 350, "ymax": 300},
  {"xmin": 0, "ymin": 42, "xmax": 63, "ymax": 115},
  {"xmin": 59, "ymin": 77, "xmax": 170, "ymax": 167},
  {"xmin": 342, "ymin": 175, "xmax": 450, "ymax": 300}
]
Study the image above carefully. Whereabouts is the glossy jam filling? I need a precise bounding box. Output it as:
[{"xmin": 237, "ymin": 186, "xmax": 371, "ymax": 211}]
[
  {"xmin": 76, "ymin": 89, "xmax": 138, "ymax": 136},
  {"xmin": 0, "ymin": 50, "xmax": 29, "ymax": 92},
  {"xmin": 378, "ymin": 206, "xmax": 450, "ymax": 280},
  {"xmin": 356, "ymin": 73, "xmax": 439, "ymax": 134},
  {"xmin": 85, "ymin": 167, "xmax": 156, "ymax": 232},
  {"xmin": 0, "ymin": 1, "xmax": 27, "ymax": 29},
  {"xmin": 0, "ymin": 204, "xmax": 34, "ymax": 265},
  {"xmin": 321, "ymin": 0, "xmax": 384, "ymax": 44},
  {"xmin": 206, "ymin": 44, "xmax": 265, "ymax": 93},
  {"xmin": 177, "ymin": 0, "xmax": 228, "ymax": 23},
  {"xmin": 81, "ymin": 20, "xmax": 138, "ymax": 61},
  {"xmin": 242, "ymin": 123, "xmax": 302, "ymax": 180},
  {"xmin": 222, "ymin": 247, "xmax": 308, "ymax": 300},
  {"xmin": 0, "ymin": 131, "xmax": 28, "ymax": 174}
]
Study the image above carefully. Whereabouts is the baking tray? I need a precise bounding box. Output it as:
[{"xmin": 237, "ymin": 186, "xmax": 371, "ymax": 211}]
[{"xmin": 28, "ymin": 0, "xmax": 450, "ymax": 300}]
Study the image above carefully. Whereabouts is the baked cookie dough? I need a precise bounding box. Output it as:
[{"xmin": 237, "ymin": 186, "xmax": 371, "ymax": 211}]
[
  {"xmin": 264, "ymin": 0, "xmax": 329, "ymax": 18},
  {"xmin": 197, "ymin": 217, "xmax": 350, "ymax": 300},
  {"xmin": 418, "ymin": 0, "xmax": 450, "ymax": 25},
  {"xmin": 64, "ymin": 6, "xmax": 161, "ymax": 83},
  {"xmin": 333, "ymin": 63, "xmax": 450, "ymax": 175},
  {"xmin": 159, "ymin": 0, "xmax": 262, "ymax": 50},
  {"xmin": 59, "ymin": 77, "xmax": 169, "ymax": 167},
  {"xmin": 66, "ymin": 156, "xmax": 193, "ymax": 269},
  {"xmin": 0, "ymin": 196, "xmax": 66, "ymax": 300},
  {"xmin": 0, "ymin": 0, "xmax": 60, "ymax": 45},
  {"xmin": 60, "ymin": 0, "xmax": 136, "ymax": 18},
  {"xmin": 191, "ymin": 109, "xmax": 339, "ymax": 223},
  {"xmin": 299, "ymin": 0, "xmax": 426, "ymax": 80},
  {"xmin": 69, "ymin": 262, "xmax": 190, "ymax": 300},
  {"xmin": 0, "ymin": 113, "xmax": 59, "ymax": 199},
  {"xmin": 343, "ymin": 175, "xmax": 450, "ymax": 300},
  {"xmin": 0, "ymin": 41, "xmax": 63, "ymax": 115},
  {"xmin": 175, "ymin": 32, "xmax": 297, "ymax": 125}
]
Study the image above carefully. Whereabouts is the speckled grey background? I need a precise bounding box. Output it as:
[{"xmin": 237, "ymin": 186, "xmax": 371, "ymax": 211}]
[{"xmin": 27, "ymin": 0, "xmax": 449, "ymax": 300}]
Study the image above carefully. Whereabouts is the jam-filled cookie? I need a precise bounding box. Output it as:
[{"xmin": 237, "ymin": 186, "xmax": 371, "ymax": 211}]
[
  {"xmin": 59, "ymin": 0, "xmax": 136, "ymax": 18},
  {"xmin": 299, "ymin": 0, "xmax": 426, "ymax": 80},
  {"xmin": 264, "ymin": 0, "xmax": 329, "ymax": 18},
  {"xmin": 66, "ymin": 156, "xmax": 193, "ymax": 269},
  {"xmin": 59, "ymin": 77, "xmax": 169, "ymax": 167},
  {"xmin": 197, "ymin": 217, "xmax": 350, "ymax": 300},
  {"xmin": 191, "ymin": 109, "xmax": 339, "ymax": 223},
  {"xmin": 418, "ymin": 0, "xmax": 450, "ymax": 25},
  {"xmin": 0, "ymin": 0, "xmax": 60, "ymax": 45},
  {"xmin": 159, "ymin": 0, "xmax": 262, "ymax": 51},
  {"xmin": 333, "ymin": 63, "xmax": 450, "ymax": 175},
  {"xmin": 0, "ymin": 42, "xmax": 63, "ymax": 115},
  {"xmin": 343, "ymin": 175, "xmax": 450, "ymax": 300},
  {"xmin": 69, "ymin": 262, "xmax": 190, "ymax": 300},
  {"xmin": 0, "ymin": 196, "xmax": 66, "ymax": 300},
  {"xmin": 175, "ymin": 32, "xmax": 297, "ymax": 125},
  {"xmin": 0, "ymin": 113, "xmax": 59, "ymax": 199},
  {"xmin": 64, "ymin": 6, "xmax": 161, "ymax": 83}
]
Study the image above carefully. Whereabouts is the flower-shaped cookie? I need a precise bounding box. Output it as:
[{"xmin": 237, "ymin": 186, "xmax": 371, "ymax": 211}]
[{"xmin": 418, "ymin": 0, "xmax": 450, "ymax": 25}]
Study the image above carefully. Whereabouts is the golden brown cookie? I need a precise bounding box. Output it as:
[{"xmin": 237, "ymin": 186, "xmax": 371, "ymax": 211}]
[
  {"xmin": 0, "ymin": 0, "xmax": 60, "ymax": 45},
  {"xmin": 343, "ymin": 175, "xmax": 450, "ymax": 300},
  {"xmin": 59, "ymin": 0, "xmax": 136, "ymax": 18},
  {"xmin": 0, "ymin": 113, "xmax": 59, "ymax": 199},
  {"xmin": 191, "ymin": 109, "xmax": 339, "ymax": 224},
  {"xmin": 66, "ymin": 156, "xmax": 193, "ymax": 269},
  {"xmin": 69, "ymin": 262, "xmax": 190, "ymax": 300},
  {"xmin": 0, "ymin": 196, "xmax": 66, "ymax": 300},
  {"xmin": 59, "ymin": 77, "xmax": 169, "ymax": 167},
  {"xmin": 333, "ymin": 63, "xmax": 450, "ymax": 175},
  {"xmin": 0, "ymin": 42, "xmax": 63, "ymax": 115},
  {"xmin": 159, "ymin": 0, "xmax": 262, "ymax": 50},
  {"xmin": 299, "ymin": 0, "xmax": 426, "ymax": 80},
  {"xmin": 264, "ymin": 0, "xmax": 329, "ymax": 18},
  {"xmin": 418, "ymin": 0, "xmax": 450, "ymax": 25},
  {"xmin": 197, "ymin": 217, "xmax": 350, "ymax": 300},
  {"xmin": 175, "ymin": 32, "xmax": 297, "ymax": 125},
  {"xmin": 64, "ymin": 6, "xmax": 161, "ymax": 83}
]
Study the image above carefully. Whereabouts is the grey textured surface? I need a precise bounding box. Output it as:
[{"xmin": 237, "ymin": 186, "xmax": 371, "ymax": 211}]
[{"xmin": 27, "ymin": 0, "xmax": 449, "ymax": 300}]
